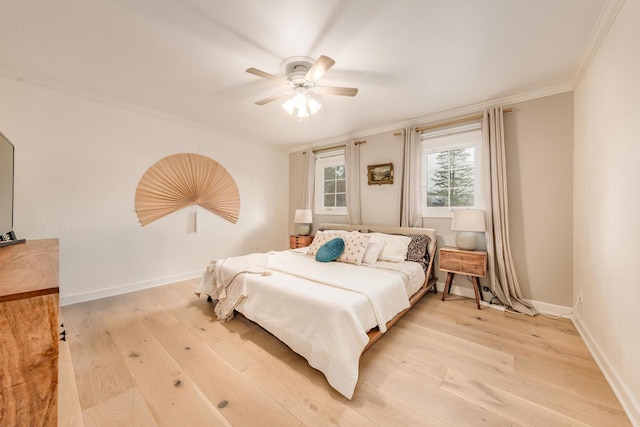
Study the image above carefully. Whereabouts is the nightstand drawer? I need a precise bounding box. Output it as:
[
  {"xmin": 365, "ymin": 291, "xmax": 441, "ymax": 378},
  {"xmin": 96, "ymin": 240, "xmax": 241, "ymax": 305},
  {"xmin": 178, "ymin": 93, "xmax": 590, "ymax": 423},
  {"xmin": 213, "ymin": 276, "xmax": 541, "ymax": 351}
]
[
  {"xmin": 290, "ymin": 235, "xmax": 314, "ymax": 249},
  {"xmin": 439, "ymin": 248, "xmax": 487, "ymax": 277}
]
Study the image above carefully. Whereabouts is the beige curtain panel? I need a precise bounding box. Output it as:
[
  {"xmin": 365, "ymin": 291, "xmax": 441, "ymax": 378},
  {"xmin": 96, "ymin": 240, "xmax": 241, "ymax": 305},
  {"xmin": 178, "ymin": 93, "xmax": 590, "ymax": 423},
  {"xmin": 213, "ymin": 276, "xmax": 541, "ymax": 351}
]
[
  {"xmin": 400, "ymin": 128, "xmax": 422, "ymax": 227},
  {"xmin": 482, "ymin": 108, "xmax": 537, "ymax": 316},
  {"xmin": 346, "ymin": 140, "xmax": 362, "ymax": 225},
  {"xmin": 135, "ymin": 153, "xmax": 240, "ymax": 226}
]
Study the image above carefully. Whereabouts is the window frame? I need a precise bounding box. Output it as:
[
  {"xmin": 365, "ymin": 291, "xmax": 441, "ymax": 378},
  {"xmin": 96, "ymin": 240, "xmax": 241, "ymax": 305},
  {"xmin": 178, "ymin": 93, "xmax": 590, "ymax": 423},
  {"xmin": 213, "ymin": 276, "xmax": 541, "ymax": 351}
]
[
  {"xmin": 420, "ymin": 123, "xmax": 484, "ymax": 218},
  {"xmin": 314, "ymin": 152, "xmax": 347, "ymax": 216}
]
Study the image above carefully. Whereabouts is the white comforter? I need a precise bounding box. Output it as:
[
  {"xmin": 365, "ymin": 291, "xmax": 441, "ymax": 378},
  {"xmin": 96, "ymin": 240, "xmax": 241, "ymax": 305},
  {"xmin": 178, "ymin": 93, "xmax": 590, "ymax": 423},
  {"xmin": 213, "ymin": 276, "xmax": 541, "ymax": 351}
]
[{"xmin": 195, "ymin": 250, "xmax": 419, "ymax": 399}]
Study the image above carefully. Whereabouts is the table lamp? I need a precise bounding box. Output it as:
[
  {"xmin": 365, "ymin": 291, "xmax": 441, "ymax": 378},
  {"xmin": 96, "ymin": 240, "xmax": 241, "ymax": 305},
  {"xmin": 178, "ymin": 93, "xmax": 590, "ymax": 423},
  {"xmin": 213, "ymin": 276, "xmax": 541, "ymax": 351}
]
[
  {"xmin": 294, "ymin": 209, "xmax": 313, "ymax": 236},
  {"xmin": 451, "ymin": 209, "xmax": 486, "ymax": 250}
]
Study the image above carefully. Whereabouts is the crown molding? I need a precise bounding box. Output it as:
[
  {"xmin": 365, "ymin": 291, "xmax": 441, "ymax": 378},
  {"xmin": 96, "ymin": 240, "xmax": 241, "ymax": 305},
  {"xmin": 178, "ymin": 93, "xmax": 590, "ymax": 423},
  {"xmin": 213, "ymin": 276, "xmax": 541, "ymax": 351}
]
[
  {"xmin": 572, "ymin": 0, "xmax": 626, "ymax": 88},
  {"xmin": 290, "ymin": 82, "xmax": 574, "ymax": 153},
  {"xmin": 0, "ymin": 66, "xmax": 278, "ymax": 150}
]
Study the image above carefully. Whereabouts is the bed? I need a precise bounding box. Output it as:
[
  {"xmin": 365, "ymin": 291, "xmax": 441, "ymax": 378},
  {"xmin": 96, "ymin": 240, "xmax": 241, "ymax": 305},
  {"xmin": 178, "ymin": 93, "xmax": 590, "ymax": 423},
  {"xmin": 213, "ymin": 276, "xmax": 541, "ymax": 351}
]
[{"xmin": 195, "ymin": 223, "xmax": 437, "ymax": 399}]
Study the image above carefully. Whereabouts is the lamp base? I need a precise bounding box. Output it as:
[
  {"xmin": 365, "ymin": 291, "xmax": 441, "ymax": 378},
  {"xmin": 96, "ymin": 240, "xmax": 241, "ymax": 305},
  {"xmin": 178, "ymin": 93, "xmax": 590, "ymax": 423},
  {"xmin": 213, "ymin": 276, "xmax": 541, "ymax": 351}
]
[
  {"xmin": 297, "ymin": 224, "xmax": 311, "ymax": 236},
  {"xmin": 455, "ymin": 231, "xmax": 478, "ymax": 251}
]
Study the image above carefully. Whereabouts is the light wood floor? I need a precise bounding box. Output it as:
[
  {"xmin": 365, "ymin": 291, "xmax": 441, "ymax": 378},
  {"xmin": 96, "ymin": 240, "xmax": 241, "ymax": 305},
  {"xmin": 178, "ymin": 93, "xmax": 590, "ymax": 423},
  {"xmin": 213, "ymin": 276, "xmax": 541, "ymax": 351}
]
[{"xmin": 58, "ymin": 279, "xmax": 630, "ymax": 426}]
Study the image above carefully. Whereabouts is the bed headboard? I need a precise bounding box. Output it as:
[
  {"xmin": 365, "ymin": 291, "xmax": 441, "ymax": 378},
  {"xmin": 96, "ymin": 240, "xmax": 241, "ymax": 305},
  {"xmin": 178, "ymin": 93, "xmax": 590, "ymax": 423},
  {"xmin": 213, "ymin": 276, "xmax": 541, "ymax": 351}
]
[{"xmin": 318, "ymin": 223, "xmax": 437, "ymax": 257}]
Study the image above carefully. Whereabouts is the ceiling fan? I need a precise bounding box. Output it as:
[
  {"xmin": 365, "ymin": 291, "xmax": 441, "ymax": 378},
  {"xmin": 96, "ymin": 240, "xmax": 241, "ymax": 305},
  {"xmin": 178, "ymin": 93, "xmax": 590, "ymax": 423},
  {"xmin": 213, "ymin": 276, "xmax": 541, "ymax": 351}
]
[{"xmin": 246, "ymin": 55, "xmax": 358, "ymax": 118}]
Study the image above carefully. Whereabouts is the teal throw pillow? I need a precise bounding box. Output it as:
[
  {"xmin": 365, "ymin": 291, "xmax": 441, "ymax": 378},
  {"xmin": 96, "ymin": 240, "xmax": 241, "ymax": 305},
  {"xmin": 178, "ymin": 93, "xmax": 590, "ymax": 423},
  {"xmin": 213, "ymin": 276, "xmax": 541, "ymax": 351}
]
[{"xmin": 315, "ymin": 237, "xmax": 345, "ymax": 262}]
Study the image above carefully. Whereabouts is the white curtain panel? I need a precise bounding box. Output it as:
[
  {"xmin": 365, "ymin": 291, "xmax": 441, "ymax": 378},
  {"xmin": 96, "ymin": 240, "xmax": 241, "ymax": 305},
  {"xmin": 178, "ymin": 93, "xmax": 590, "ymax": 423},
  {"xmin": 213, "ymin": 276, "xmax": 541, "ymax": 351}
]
[
  {"xmin": 302, "ymin": 149, "xmax": 315, "ymax": 210},
  {"xmin": 346, "ymin": 140, "xmax": 362, "ymax": 225},
  {"xmin": 482, "ymin": 107, "xmax": 537, "ymax": 316},
  {"xmin": 400, "ymin": 128, "xmax": 422, "ymax": 227}
]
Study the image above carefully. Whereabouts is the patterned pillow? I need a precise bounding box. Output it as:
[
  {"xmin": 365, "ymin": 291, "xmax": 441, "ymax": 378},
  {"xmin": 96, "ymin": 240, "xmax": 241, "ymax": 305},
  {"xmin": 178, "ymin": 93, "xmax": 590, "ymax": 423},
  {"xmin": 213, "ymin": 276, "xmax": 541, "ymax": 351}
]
[
  {"xmin": 404, "ymin": 234, "xmax": 431, "ymax": 272},
  {"xmin": 307, "ymin": 230, "xmax": 348, "ymax": 256},
  {"xmin": 337, "ymin": 231, "xmax": 371, "ymax": 266}
]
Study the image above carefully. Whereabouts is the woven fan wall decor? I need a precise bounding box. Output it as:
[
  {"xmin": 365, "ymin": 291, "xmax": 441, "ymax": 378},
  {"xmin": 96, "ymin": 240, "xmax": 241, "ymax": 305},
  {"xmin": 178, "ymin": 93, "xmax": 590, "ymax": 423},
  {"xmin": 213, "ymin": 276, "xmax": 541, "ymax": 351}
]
[{"xmin": 135, "ymin": 153, "xmax": 240, "ymax": 227}]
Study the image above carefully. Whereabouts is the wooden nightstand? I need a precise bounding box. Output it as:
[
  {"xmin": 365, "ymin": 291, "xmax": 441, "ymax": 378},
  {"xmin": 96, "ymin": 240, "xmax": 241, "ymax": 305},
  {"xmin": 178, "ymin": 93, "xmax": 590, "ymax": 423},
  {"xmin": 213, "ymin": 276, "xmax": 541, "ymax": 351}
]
[
  {"xmin": 439, "ymin": 247, "xmax": 487, "ymax": 309},
  {"xmin": 290, "ymin": 235, "xmax": 314, "ymax": 249}
]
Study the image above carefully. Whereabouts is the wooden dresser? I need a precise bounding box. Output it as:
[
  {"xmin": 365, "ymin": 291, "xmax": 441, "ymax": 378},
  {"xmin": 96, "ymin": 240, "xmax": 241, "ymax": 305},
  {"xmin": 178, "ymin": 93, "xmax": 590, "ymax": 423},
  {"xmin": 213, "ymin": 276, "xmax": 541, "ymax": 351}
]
[{"xmin": 0, "ymin": 239, "xmax": 59, "ymax": 426}]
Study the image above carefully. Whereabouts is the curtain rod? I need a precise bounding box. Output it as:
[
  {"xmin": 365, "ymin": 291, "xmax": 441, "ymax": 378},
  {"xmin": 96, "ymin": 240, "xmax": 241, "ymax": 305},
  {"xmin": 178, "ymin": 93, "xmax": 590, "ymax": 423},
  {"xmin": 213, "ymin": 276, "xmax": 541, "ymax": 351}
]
[
  {"xmin": 415, "ymin": 108, "xmax": 513, "ymax": 133},
  {"xmin": 311, "ymin": 140, "xmax": 366, "ymax": 154}
]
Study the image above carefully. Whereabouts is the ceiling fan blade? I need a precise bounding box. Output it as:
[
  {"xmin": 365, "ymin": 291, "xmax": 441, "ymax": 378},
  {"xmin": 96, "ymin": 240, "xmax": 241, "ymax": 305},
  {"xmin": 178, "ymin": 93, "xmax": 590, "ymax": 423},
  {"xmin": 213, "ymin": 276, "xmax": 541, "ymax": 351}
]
[
  {"xmin": 305, "ymin": 55, "xmax": 335, "ymax": 83},
  {"xmin": 255, "ymin": 92, "xmax": 290, "ymax": 105},
  {"xmin": 246, "ymin": 67, "xmax": 286, "ymax": 83},
  {"xmin": 317, "ymin": 86, "xmax": 358, "ymax": 97}
]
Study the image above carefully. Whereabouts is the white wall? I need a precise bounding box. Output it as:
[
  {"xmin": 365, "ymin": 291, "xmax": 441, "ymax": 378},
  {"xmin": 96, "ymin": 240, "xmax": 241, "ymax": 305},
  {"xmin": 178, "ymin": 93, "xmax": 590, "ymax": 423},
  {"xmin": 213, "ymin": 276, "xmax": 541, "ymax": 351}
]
[
  {"xmin": 0, "ymin": 75, "xmax": 289, "ymax": 304},
  {"xmin": 573, "ymin": 0, "xmax": 640, "ymax": 423}
]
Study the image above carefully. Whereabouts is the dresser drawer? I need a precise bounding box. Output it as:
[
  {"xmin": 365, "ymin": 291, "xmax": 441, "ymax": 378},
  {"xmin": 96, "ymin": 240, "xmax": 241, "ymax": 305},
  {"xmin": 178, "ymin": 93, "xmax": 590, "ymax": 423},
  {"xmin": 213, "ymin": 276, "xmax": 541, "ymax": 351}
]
[{"xmin": 439, "ymin": 248, "xmax": 487, "ymax": 277}]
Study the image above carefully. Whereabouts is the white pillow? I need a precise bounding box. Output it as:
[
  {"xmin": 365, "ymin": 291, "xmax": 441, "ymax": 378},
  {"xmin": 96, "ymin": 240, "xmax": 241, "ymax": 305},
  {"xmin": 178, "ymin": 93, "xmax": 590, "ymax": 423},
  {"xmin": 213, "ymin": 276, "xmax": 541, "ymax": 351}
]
[
  {"xmin": 361, "ymin": 236, "xmax": 387, "ymax": 265},
  {"xmin": 371, "ymin": 232, "xmax": 412, "ymax": 262}
]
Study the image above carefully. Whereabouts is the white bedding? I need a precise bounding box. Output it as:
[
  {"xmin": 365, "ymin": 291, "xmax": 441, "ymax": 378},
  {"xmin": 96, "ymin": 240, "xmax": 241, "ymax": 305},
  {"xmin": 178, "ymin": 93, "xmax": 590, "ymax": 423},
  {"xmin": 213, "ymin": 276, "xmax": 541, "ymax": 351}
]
[{"xmin": 195, "ymin": 249, "xmax": 426, "ymax": 399}]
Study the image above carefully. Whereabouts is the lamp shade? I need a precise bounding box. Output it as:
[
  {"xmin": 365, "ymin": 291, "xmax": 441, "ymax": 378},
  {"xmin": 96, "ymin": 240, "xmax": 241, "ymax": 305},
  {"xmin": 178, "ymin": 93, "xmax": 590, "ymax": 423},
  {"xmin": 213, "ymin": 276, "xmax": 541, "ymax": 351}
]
[
  {"xmin": 451, "ymin": 209, "xmax": 486, "ymax": 232},
  {"xmin": 294, "ymin": 209, "xmax": 313, "ymax": 224}
]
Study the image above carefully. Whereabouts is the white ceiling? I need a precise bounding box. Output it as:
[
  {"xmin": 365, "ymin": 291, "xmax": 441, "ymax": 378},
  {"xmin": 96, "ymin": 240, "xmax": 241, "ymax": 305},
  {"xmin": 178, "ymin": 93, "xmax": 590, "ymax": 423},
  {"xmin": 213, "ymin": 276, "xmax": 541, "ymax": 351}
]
[{"xmin": 0, "ymin": 0, "xmax": 607, "ymax": 146}]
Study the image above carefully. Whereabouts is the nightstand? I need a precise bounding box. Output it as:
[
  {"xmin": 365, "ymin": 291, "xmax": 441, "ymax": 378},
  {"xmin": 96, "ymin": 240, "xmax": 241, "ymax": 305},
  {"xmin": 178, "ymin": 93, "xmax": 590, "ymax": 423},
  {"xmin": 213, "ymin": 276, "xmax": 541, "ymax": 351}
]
[
  {"xmin": 439, "ymin": 247, "xmax": 487, "ymax": 310},
  {"xmin": 290, "ymin": 235, "xmax": 314, "ymax": 249}
]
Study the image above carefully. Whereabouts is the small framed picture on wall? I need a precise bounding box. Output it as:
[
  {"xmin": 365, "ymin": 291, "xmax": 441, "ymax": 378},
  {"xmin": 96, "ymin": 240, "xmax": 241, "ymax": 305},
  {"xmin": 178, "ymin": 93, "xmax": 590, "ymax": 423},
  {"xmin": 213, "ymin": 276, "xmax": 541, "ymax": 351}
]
[{"xmin": 367, "ymin": 163, "xmax": 394, "ymax": 185}]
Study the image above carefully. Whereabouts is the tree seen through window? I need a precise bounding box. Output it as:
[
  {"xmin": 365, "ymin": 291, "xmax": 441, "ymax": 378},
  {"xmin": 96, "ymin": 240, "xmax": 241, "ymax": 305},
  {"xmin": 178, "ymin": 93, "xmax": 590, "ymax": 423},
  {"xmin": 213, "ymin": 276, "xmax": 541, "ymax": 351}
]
[{"xmin": 427, "ymin": 148, "xmax": 475, "ymax": 207}]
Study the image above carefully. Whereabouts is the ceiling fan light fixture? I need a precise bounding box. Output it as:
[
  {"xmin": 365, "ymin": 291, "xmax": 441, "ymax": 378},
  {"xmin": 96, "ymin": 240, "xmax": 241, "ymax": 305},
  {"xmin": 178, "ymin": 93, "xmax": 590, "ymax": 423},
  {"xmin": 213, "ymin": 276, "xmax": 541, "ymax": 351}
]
[
  {"xmin": 307, "ymin": 96, "xmax": 322, "ymax": 115},
  {"xmin": 281, "ymin": 90, "xmax": 321, "ymax": 119},
  {"xmin": 297, "ymin": 100, "xmax": 310, "ymax": 118},
  {"xmin": 282, "ymin": 97, "xmax": 295, "ymax": 115},
  {"xmin": 293, "ymin": 92, "xmax": 307, "ymax": 110}
]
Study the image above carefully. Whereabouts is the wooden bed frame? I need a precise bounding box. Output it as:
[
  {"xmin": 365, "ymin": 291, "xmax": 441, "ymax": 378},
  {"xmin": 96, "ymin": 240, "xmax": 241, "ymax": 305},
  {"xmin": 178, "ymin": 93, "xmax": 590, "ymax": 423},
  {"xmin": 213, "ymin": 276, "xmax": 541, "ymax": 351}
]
[{"xmin": 317, "ymin": 223, "xmax": 438, "ymax": 353}]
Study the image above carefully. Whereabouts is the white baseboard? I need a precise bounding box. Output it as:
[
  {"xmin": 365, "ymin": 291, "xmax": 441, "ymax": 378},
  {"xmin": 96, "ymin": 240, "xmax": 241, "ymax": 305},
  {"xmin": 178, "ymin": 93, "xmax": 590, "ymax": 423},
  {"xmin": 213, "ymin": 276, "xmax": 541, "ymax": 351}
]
[
  {"xmin": 60, "ymin": 270, "xmax": 204, "ymax": 306},
  {"xmin": 572, "ymin": 316, "xmax": 639, "ymax": 427},
  {"xmin": 436, "ymin": 282, "xmax": 575, "ymax": 316},
  {"xmin": 523, "ymin": 298, "xmax": 574, "ymax": 317}
]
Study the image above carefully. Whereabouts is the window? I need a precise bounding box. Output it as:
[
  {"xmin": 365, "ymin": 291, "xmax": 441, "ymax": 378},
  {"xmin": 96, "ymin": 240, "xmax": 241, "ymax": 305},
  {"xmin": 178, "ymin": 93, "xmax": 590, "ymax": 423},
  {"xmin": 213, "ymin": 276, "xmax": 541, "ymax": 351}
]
[
  {"xmin": 314, "ymin": 152, "xmax": 347, "ymax": 215},
  {"xmin": 421, "ymin": 123, "xmax": 483, "ymax": 217}
]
